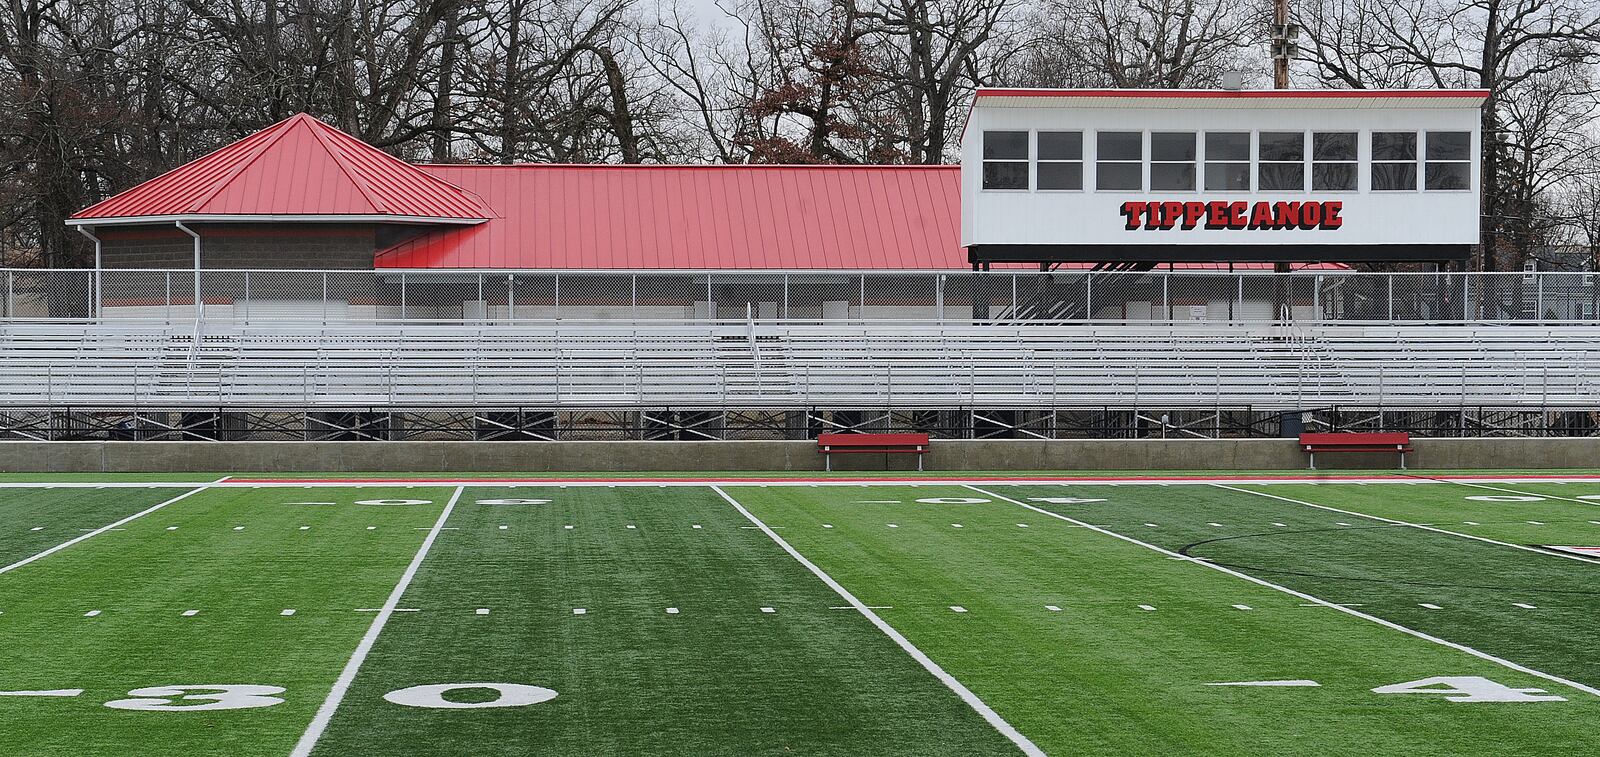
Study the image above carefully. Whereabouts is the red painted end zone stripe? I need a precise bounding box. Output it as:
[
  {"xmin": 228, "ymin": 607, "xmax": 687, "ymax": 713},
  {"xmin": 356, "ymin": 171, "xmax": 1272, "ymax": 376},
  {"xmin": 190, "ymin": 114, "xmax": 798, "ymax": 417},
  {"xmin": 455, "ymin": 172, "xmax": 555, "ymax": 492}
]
[{"xmin": 232, "ymin": 473, "xmax": 1600, "ymax": 485}]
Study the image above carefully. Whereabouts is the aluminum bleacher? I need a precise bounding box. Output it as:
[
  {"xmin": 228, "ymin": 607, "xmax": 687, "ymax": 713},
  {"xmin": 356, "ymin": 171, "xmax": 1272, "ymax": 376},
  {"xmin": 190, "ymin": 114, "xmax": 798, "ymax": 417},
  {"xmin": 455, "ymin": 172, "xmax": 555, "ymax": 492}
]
[{"xmin": 3, "ymin": 320, "xmax": 1596, "ymax": 411}]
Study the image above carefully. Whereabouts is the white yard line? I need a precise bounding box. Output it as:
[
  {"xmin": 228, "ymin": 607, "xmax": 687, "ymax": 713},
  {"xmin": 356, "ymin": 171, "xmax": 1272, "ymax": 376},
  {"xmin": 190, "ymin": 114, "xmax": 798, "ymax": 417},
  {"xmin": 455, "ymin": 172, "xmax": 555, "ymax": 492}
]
[
  {"xmin": 963, "ymin": 484, "xmax": 1600, "ymax": 699},
  {"xmin": 0, "ymin": 485, "xmax": 213, "ymax": 576},
  {"xmin": 710, "ymin": 485, "xmax": 1044, "ymax": 757},
  {"xmin": 289, "ymin": 486, "xmax": 464, "ymax": 757},
  {"xmin": 1210, "ymin": 484, "xmax": 1600, "ymax": 566}
]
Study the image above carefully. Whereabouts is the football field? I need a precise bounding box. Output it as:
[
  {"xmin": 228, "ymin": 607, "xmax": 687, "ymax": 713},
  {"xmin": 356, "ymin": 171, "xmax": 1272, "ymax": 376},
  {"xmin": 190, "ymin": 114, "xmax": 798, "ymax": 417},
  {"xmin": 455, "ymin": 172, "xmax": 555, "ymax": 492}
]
[{"xmin": 2, "ymin": 473, "xmax": 1598, "ymax": 755}]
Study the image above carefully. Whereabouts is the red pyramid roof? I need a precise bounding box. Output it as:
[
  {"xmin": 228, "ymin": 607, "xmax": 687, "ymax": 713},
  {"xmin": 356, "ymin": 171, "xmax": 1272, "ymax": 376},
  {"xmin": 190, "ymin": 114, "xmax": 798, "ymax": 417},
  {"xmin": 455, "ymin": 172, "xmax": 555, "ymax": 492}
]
[{"xmin": 71, "ymin": 114, "xmax": 494, "ymax": 224}]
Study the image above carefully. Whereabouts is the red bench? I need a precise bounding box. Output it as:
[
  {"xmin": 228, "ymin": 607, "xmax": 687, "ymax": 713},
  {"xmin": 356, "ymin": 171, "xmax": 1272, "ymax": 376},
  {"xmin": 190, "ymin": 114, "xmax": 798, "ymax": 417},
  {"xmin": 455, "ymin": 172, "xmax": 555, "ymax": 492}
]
[
  {"xmin": 817, "ymin": 433, "xmax": 930, "ymax": 471},
  {"xmin": 1299, "ymin": 432, "xmax": 1413, "ymax": 470}
]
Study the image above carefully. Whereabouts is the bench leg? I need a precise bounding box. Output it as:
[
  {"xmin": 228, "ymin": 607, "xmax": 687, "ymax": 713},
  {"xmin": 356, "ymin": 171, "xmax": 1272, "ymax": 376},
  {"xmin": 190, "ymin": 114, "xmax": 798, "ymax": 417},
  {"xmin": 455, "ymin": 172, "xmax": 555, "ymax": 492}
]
[
  {"xmin": 1399, "ymin": 450, "xmax": 1406, "ymax": 470},
  {"xmin": 1307, "ymin": 451, "xmax": 1315, "ymax": 471},
  {"xmin": 917, "ymin": 454, "xmax": 924, "ymax": 472},
  {"xmin": 825, "ymin": 452, "xmax": 831, "ymax": 472}
]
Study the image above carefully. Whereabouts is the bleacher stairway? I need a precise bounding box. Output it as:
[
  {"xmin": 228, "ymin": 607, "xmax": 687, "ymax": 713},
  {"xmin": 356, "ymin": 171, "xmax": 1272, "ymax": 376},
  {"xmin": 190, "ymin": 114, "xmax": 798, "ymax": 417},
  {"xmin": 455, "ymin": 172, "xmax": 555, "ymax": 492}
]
[{"xmin": 2, "ymin": 320, "xmax": 1598, "ymax": 410}]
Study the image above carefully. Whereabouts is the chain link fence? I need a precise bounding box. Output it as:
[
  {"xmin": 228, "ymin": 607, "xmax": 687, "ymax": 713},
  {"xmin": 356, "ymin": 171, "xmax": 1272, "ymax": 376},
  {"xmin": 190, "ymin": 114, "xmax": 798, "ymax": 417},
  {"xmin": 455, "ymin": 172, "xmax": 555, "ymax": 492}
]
[{"xmin": 5, "ymin": 268, "xmax": 1598, "ymax": 324}]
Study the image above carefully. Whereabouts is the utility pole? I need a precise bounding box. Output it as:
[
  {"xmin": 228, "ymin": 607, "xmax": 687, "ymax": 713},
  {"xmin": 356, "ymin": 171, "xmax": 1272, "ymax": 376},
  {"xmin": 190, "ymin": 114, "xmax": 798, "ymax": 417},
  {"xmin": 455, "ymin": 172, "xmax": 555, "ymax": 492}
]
[
  {"xmin": 1270, "ymin": 1, "xmax": 1300, "ymax": 309},
  {"xmin": 1271, "ymin": 0, "xmax": 1294, "ymax": 89}
]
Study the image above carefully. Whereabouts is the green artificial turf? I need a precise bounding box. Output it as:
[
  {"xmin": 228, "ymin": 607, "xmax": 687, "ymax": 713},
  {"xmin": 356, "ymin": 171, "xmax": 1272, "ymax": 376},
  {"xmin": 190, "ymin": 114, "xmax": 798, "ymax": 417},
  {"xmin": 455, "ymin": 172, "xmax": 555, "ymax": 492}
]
[
  {"xmin": 728, "ymin": 483, "xmax": 1600, "ymax": 756},
  {"xmin": 0, "ymin": 487, "xmax": 188, "ymax": 566},
  {"xmin": 310, "ymin": 486, "xmax": 1015, "ymax": 756},
  {"xmin": 0, "ymin": 485, "xmax": 452, "ymax": 757},
  {"xmin": 4, "ymin": 478, "xmax": 1600, "ymax": 756},
  {"xmin": 1005, "ymin": 482, "xmax": 1600, "ymax": 693}
]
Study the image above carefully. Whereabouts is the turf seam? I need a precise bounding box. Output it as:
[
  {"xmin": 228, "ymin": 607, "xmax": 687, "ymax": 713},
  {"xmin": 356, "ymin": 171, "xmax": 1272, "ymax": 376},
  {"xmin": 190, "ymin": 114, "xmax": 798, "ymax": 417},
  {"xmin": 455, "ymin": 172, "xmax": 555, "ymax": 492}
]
[
  {"xmin": 963, "ymin": 484, "xmax": 1600, "ymax": 700},
  {"xmin": 1210, "ymin": 484, "xmax": 1600, "ymax": 566},
  {"xmin": 288, "ymin": 485, "xmax": 465, "ymax": 757},
  {"xmin": 0, "ymin": 484, "xmax": 214, "ymax": 577},
  {"xmin": 710, "ymin": 485, "xmax": 1046, "ymax": 757}
]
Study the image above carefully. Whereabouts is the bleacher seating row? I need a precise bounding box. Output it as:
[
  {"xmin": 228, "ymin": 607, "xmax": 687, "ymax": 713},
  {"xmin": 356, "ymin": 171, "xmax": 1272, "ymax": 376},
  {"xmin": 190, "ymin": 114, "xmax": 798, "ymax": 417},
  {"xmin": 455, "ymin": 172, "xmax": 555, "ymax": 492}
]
[{"xmin": 2, "ymin": 320, "xmax": 1598, "ymax": 409}]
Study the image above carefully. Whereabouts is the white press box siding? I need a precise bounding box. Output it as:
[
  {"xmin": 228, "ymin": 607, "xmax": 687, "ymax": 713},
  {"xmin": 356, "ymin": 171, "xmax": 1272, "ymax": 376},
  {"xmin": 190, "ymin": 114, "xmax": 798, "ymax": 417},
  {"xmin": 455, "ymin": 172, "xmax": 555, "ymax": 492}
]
[{"xmin": 959, "ymin": 89, "xmax": 1487, "ymax": 251}]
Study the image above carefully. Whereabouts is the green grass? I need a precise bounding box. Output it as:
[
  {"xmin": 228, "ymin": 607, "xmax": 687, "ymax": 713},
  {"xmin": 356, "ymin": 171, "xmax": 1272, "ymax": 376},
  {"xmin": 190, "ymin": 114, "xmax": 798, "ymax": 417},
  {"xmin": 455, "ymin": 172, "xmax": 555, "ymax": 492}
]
[{"xmin": 2, "ymin": 477, "xmax": 1599, "ymax": 755}]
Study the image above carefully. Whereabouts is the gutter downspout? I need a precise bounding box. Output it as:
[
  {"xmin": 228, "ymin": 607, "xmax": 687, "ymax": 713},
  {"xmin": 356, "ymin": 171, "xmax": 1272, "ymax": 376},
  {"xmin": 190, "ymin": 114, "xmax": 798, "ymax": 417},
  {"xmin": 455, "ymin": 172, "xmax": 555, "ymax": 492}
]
[
  {"xmin": 175, "ymin": 221, "xmax": 201, "ymax": 319},
  {"xmin": 76, "ymin": 225, "xmax": 102, "ymax": 319}
]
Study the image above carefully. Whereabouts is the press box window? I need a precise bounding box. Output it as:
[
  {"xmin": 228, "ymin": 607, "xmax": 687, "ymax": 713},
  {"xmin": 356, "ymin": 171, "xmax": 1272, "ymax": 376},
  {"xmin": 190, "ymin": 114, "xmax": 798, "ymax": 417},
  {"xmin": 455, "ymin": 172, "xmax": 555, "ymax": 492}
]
[
  {"xmin": 1096, "ymin": 132, "xmax": 1142, "ymax": 191},
  {"xmin": 982, "ymin": 131, "xmax": 1028, "ymax": 189},
  {"xmin": 1311, "ymin": 132, "xmax": 1358, "ymax": 191},
  {"xmin": 1036, "ymin": 131, "xmax": 1083, "ymax": 190},
  {"xmin": 1372, "ymin": 132, "xmax": 1418, "ymax": 190},
  {"xmin": 1258, "ymin": 132, "xmax": 1305, "ymax": 191},
  {"xmin": 1204, "ymin": 132, "xmax": 1251, "ymax": 191},
  {"xmin": 1150, "ymin": 132, "xmax": 1196, "ymax": 191},
  {"xmin": 1425, "ymin": 131, "xmax": 1471, "ymax": 190}
]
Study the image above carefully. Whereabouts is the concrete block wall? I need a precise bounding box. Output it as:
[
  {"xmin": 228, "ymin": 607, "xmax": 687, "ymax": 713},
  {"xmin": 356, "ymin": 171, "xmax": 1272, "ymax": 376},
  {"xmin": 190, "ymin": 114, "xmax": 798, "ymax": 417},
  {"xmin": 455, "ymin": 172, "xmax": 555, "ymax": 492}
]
[
  {"xmin": 0, "ymin": 438, "xmax": 1595, "ymax": 473},
  {"xmin": 98, "ymin": 224, "xmax": 376, "ymax": 270}
]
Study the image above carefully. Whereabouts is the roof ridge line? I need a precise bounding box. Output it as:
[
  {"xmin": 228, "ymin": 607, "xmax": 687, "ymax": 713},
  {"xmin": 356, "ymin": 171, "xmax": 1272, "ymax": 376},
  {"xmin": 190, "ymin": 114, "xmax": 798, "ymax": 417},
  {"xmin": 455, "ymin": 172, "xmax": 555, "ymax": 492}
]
[{"xmin": 181, "ymin": 115, "xmax": 305, "ymax": 214}]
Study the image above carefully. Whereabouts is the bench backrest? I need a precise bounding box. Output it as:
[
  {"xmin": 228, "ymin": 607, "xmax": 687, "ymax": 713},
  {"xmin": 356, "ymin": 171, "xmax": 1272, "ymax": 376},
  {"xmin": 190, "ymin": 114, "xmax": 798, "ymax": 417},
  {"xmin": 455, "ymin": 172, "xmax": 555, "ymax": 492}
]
[
  {"xmin": 818, "ymin": 432, "xmax": 930, "ymax": 448},
  {"xmin": 1298, "ymin": 432, "xmax": 1410, "ymax": 446}
]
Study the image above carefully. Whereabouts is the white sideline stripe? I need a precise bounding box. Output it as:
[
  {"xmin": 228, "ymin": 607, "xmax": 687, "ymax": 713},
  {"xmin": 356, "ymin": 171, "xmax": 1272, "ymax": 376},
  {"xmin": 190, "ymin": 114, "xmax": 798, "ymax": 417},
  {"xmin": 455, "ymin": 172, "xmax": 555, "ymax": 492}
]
[
  {"xmin": 0, "ymin": 485, "xmax": 211, "ymax": 577},
  {"xmin": 963, "ymin": 484, "xmax": 1600, "ymax": 700},
  {"xmin": 289, "ymin": 486, "xmax": 463, "ymax": 757},
  {"xmin": 711, "ymin": 485, "xmax": 1044, "ymax": 757},
  {"xmin": 1211, "ymin": 484, "xmax": 1600, "ymax": 566}
]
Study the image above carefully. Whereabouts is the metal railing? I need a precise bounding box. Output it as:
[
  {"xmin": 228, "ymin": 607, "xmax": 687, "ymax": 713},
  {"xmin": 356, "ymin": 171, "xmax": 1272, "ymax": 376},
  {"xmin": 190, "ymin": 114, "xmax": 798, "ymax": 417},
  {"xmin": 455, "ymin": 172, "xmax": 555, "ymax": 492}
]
[{"xmin": 4, "ymin": 268, "xmax": 1597, "ymax": 325}]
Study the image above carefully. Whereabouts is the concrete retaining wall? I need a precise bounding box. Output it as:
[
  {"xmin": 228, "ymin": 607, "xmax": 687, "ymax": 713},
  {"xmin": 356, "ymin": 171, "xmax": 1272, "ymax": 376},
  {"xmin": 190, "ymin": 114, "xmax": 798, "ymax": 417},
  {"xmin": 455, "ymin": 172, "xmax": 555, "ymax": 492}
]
[{"xmin": 1, "ymin": 437, "xmax": 1595, "ymax": 473}]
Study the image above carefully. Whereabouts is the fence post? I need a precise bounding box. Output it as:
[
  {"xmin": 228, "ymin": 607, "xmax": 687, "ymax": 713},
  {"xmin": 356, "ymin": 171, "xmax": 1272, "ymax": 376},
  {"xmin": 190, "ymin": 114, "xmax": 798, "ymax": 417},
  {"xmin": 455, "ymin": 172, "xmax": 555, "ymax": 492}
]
[
  {"xmin": 859, "ymin": 275, "xmax": 866, "ymax": 322},
  {"xmin": 1536, "ymin": 274, "xmax": 1544, "ymax": 323},
  {"xmin": 632, "ymin": 274, "xmax": 639, "ymax": 321},
  {"xmin": 1387, "ymin": 274, "xmax": 1394, "ymax": 320},
  {"xmin": 165, "ymin": 271, "xmax": 172, "ymax": 324},
  {"xmin": 477, "ymin": 272, "xmax": 485, "ymax": 323},
  {"xmin": 243, "ymin": 270, "xmax": 251, "ymax": 322},
  {"xmin": 1011, "ymin": 273, "xmax": 1018, "ymax": 318},
  {"xmin": 1085, "ymin": 272, "xmax": 1093, "ymax": 321},
  {"xmin": 936, "ymin": 274, "xmax": 944, "ymax": 323},
  {"xmin": 1313, "ymin": 274, "xmax": 1321, "ymax": 320},
  {"xmin": 782, "ymin": 273, "xmax": 789, "ymax": 319},
  {"xmin": 509, "ymin": 274, "xmax": 516, "ymax": 321},
  {"xmin": 1161, "ymin": 273, "xmax": 1169, "ymax": 320},
  {"xmin": 400, "ymin": 272, "xmax": 407, "ymax": 320},
  {"xmin": 321, "ymin": 272, "xmax": 328, "ymax": 325},
  {"xmin": 555, "ymin": 273, "xmax": 561, "ymax": 321}
]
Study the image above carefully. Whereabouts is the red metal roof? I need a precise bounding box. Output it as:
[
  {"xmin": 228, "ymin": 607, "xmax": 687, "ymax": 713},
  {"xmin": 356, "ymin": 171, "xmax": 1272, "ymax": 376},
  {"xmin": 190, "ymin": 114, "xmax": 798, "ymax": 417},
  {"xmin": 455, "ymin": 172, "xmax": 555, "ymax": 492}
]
[
  {"xmin": 378, "ymin": 164, "xmax": 962, "ymax": 269},
  {"xmin": 72, "ymin": 114, "xmax": 493, "ymax": 223},
  {"xmin": 377, "ymin": 163, "xmax": 1343, "ymax": 271}
]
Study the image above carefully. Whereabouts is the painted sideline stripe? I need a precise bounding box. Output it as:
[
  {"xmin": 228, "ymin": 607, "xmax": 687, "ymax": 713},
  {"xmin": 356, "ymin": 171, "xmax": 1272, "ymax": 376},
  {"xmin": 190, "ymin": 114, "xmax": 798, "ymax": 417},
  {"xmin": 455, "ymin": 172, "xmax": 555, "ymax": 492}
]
[
  {"xmin": 710, "ymin": 485, "xmax": 1044, "ymax": 757},
  {"xmin": 6, "ymin": 474, "xmax": 1600, "ymax": 489},
  {"xmin": 289, "ymin": 486, "xmax": 464, "ymax": 757},
  {"xmin": 1211, "ymin": 484, "xmax": 1600, "ymax": 566},
  {"xmin": 0, "ymin": 483, "xmax": 217, "ymax": 576},
  {"xmin": 963, "ymin": 484, "xmax": 1600, "ymax": 699}
]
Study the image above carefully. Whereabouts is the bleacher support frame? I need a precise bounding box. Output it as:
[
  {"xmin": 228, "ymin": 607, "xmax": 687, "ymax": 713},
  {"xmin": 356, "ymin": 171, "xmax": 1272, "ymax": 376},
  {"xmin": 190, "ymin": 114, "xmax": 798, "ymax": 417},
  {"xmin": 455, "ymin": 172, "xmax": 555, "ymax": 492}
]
[{"xmin": 0, "ymin": 405, "xmax": 1595, "ymax": 442}]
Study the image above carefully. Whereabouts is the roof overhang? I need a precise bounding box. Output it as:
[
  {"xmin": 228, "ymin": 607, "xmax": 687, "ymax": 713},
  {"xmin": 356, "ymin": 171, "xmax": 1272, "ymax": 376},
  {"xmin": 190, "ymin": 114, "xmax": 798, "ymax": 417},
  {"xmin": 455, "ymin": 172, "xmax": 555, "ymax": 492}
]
[
  {"xmin": 973, "ymin": 88, "xmax": 1491, "ymax": 109},
  {"xmin": 67, "ymin": 214, "xmax": 489, "ymax": 228}
]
